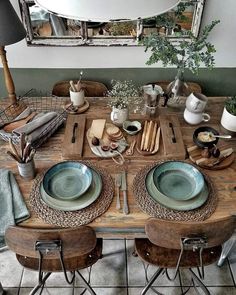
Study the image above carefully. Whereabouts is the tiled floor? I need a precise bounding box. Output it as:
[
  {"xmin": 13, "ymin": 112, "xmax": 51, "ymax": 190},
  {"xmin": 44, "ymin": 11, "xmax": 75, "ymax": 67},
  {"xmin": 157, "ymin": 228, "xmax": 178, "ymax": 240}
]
[{"xmin": 1, "ymin": 239, "xmax": 236, "ymax": 295}]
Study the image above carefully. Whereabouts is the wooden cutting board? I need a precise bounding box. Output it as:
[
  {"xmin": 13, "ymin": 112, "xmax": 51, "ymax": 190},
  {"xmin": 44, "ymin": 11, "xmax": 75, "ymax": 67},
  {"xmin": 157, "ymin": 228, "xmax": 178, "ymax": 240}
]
[
  {"xmin": 187, "ymin": 144, "xmax": 235, "ymax": 170},
  {"xmin": 159, "ymin": 114, "xmax": 186, "ymax": 160},
  {"xmin": 62, "ymin": 114, "xmax": 86, "ymax": 159}
]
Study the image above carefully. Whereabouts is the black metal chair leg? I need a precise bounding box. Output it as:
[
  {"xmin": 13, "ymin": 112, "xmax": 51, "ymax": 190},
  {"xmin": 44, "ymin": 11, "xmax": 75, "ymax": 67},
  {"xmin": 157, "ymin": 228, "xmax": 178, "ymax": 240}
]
[
  {"xmin": 29, "ymin": 272, "xmax": 52, "ymax": 295},
  {"xmin": 76, "ymin": 271, "xmax": 96, "ymax": 295},
  {"xmin": 0, "ymin": 282, "xmax": 6, "ymax": 295},
  {"xmin": 141, "ymin": 267, "xmax": 164, "ymax": 295},
  {"xmin": 189, "ymin": 269, "xmax": 210, "ymax": 295}
]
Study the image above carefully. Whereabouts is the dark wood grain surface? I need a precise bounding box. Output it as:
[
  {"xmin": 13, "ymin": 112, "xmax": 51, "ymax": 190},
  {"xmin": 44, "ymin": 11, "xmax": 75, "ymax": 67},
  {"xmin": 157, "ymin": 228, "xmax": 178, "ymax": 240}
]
[{"xmin": 0, "ymin": 97, "xmax": 235, "ymax": 238}]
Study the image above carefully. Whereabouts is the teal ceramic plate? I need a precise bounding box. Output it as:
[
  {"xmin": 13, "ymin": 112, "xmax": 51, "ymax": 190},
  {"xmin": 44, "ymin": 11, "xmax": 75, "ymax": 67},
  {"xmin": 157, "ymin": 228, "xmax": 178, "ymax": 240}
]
[
  {"xmin": 43, "ymin": 162, "xmax": 92, "ymax": 201},
  {"xmin": 152, "ymin": 161, "xmax": 204, "ymax": 201},
  {"xmin": 146, "ymin": 168, "xmax": 208, "ymax": 211},
  {"xmin": 40, "ymin": 168, "xmax": 102, "ymax": 211}
]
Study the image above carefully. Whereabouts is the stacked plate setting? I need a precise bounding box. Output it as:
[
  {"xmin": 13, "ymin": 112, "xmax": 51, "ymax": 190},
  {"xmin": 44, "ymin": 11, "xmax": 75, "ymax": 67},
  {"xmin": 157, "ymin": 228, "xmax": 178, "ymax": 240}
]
[
  {"xmin": 40, "ymin": 162, "xmax": 102, "ymax": 211},
  {"xmin": 145, "ymin": 161, "xmax": 209, "ymax": 211}
]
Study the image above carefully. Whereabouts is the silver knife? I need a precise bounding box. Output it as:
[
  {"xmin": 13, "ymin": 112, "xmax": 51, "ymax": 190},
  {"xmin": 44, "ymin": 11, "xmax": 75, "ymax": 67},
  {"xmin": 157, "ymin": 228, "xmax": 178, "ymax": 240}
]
[{"xmin": 121, "ymin": 171, "xmax": 129, "ymax": 215}]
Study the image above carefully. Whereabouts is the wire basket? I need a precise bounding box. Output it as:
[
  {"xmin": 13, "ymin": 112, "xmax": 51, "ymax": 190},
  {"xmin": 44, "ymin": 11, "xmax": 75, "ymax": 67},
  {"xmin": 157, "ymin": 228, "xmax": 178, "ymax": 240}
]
[{"xmin": 0, "ymin": 95, "xmax": 68, "ymax": 148}]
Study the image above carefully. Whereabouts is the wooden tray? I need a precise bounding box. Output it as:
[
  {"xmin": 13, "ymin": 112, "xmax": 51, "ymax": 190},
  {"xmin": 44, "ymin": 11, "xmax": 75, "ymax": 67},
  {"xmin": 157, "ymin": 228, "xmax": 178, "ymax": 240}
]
[
  {"xmin": 62, "ymin": 114, "xmax": 86, "ymax": 159},
  {"xmin": 64, "ymin": 99, "xmax": 90, "ymax": 114},
  {"xmin": 136, "ymin": 120, "xmax": 161, "ymax": 155},
  {"xmin": 159, "ymin": 114, "xmax": 186, "ymax": 160},
  {"xmin": 187, "ymin": 144, "xmax": 235, "ymax": 170}
]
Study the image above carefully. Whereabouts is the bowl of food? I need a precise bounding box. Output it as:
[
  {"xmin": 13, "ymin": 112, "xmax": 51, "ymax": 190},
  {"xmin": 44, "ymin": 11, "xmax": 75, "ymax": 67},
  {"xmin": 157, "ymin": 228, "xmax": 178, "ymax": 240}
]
[
  {"xmin": 193, "ymin": 126, "xmax": 219, "ymax": 148},
  {"xmin": 123, "ymin": 120, "xmax": 142, "ymax": 135}
]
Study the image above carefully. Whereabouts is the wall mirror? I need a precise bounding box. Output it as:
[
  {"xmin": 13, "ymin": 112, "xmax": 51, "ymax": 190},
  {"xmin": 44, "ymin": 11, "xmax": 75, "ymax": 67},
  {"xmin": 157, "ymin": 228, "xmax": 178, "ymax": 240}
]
[{"xmin": 19, "ymin": 0, "xmax": 205, "ymax": 46}]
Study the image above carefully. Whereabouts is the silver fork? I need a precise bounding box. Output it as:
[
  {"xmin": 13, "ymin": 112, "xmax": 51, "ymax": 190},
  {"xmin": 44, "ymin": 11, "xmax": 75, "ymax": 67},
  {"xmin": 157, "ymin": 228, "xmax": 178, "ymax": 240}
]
[{"xmin": 115, "ymin": 174, "xmax": 122, "ymax": 210}]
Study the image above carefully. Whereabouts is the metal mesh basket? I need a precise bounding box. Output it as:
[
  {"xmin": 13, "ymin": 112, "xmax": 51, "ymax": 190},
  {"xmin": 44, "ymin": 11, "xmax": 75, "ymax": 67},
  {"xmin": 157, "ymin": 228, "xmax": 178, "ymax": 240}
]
[{"xmin": 0, "ymin": 95, "xmax": 68, "ymax": 148}]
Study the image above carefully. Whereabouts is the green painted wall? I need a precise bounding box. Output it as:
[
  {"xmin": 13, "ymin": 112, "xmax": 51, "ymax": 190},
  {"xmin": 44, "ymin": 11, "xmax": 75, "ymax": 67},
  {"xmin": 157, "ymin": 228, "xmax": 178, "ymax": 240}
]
[{"xmin": 0, "ymin": 68, "xmax": 236, "ymax": 99}]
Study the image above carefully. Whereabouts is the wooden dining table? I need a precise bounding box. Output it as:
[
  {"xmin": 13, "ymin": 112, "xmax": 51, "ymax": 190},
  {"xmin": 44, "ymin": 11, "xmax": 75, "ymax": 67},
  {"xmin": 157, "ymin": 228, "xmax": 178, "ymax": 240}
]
[{"xmin": 0, "ymin": 96, "xmax": 235, "ymax": 239}]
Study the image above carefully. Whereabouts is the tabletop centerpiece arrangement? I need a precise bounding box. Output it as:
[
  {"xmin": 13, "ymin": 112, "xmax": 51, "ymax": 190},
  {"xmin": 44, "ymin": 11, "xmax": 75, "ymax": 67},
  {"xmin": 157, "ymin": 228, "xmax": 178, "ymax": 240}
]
[
  {"xmin": 142, "ymin": 20, "xmax": 220, "ymax": 107},
  {"xmin": 107, "ymin": 79, "xmax": 141, "ymax": 126},
  {"xmin": 221, "ymin": 96, "xmax": 236, "ymax": 133}
]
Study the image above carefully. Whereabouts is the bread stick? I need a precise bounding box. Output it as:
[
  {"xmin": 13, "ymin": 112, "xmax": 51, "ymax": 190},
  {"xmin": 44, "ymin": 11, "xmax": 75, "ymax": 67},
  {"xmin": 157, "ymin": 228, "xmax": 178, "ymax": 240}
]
[
  {"xmin": 150, "ymin": 122, "xmax": 157, "ymax": 152},
  {"xmin": 144, "ymin": 121, "xmax": 153, "ymax": 151},
  {"xmin": 141, "ymin": 121, "xmax": 148, "ymax": 150}
]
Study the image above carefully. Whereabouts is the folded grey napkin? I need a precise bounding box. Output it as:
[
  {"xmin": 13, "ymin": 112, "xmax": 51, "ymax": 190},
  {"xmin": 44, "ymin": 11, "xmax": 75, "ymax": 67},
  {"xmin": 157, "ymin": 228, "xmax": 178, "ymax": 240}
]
[
  {"xmin": 0, "ymin": 169, "xmax": 30, "ymax": 249},
  {"xmin": 13, "ymin": 112, "xmax": 57, "ymax": 136}
]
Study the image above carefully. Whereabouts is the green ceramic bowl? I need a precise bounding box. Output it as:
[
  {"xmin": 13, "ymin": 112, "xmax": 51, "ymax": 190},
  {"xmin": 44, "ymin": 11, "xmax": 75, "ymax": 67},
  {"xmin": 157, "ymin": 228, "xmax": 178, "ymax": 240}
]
[
  {"xmin": 43, "ymin": 162, "xmax": 92, "ymax": 201},
  {"xmin": 152, "ymin": 161, "xmax": 204, "ymax": 201}
]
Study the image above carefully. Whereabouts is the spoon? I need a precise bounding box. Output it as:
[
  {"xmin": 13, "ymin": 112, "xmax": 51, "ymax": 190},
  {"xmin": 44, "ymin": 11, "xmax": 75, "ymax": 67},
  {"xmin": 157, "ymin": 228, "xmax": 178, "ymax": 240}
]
[
  {"xmin": 126, "ymin": 139, "xmax": 136, "ymax": 156},
  {"xmin": 212, "ymin": 134, "xmax": 232, "ymax": 139}
]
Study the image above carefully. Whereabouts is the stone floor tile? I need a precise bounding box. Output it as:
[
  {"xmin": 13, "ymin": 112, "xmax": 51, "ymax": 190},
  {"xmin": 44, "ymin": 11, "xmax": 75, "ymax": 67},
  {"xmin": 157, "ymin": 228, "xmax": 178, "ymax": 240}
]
[
  {"xmin": 19, "ymin": 287, "xmax": 73, "ymax": 294},
  {"xmin": 129, "ymin": 287, "xmax": 236, "ymax": 295},
  {"xmin": 90, "ymin": 240, "xmax": 127, "ymax": 287},
  {"xmin": 74, "ymin": 287, "xmax": 128, "ymax": 294},
  {"xmin": 0, "ymin": 250, "xmax": 23, "ymax": 288},
  {"xmin": 0, "ymin": 288, "xmax": 18, "ymax": 295},
  {"xmin": 126, "ymin": 240, "xmax": 181, "ymax": 287},
  {"xmin": 21, "ymin": 268, "xmax": 76, "ymax": 287},
  {"xmin": 181, "ymin": 262, "xmax": 234, "ymax": 286}
]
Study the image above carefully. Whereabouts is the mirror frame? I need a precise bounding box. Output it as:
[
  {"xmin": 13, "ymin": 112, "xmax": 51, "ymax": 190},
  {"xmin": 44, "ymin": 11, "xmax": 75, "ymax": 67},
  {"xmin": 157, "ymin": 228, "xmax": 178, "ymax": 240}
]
[{"xmin": 19, "ymin": 0, "xmax": 205, "ymax": 47}]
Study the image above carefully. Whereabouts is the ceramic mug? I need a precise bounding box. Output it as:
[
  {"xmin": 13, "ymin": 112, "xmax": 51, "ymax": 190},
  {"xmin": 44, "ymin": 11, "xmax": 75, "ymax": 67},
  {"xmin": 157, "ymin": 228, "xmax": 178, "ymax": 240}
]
[
  {"xmin": 184, "ymin": 108, "xmax": 211, "ymax": 125},
  {"xmin": 186, "ymin": 92, "xmax": 208, "ymax": 113},
  {"xmin": 70, "ymin": 88, "xmax": 85, "ymax": 107}
]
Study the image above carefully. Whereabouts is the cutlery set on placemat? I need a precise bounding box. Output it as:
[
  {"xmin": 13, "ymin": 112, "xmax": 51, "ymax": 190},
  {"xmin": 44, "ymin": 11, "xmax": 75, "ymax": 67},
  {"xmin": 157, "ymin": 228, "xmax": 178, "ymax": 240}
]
[{"xmin": 115, "ymin": 171, "xmax": 129, "ymax": 214}]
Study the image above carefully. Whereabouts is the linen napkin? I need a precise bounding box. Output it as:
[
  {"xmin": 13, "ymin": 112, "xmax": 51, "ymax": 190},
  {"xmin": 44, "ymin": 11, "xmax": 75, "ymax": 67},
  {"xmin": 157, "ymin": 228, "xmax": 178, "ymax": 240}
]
[
  {"xmin": 13, "ymin": 111, "xmax": 58, "ymax": 143},
  {"xmin": 13, "ymin": 112, "xmax": 57, "ymax": 135},
  {"xmin": 0, "ymin": 169, "xmax": 30, "ymax": 249}
]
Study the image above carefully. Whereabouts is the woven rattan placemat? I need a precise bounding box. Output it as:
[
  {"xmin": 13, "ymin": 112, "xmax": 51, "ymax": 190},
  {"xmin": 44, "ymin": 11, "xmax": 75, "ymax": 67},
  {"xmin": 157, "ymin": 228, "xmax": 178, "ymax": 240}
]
[
  {"xmin": 30, "ymin": 161, "xmax": 114, "ymax": 227},
  {"xmin": 133, "ymin": 160, "xmax": 217, "ymax": 221}
]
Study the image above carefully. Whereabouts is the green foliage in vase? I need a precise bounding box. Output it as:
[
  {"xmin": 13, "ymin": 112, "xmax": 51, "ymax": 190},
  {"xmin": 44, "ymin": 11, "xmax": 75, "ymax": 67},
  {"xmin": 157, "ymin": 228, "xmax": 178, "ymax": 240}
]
[
  {"xmin": 225, "ymin": 96, "xmax": 236, "ymax": 116},
  {"xmin": 142, "ymin": 20, "xmax": 220, "ymax": 75},
  {"xmin": 107, "ymin": 80, "xmax": 141, "ymax": 109}
]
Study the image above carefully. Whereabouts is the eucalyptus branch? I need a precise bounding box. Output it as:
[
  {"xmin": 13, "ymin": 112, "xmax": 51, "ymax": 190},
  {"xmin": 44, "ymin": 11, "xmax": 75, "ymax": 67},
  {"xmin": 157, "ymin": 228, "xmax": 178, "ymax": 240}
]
[{"xmin": 142, "ymin": 20, "xmax": 220, "ymax": 75}]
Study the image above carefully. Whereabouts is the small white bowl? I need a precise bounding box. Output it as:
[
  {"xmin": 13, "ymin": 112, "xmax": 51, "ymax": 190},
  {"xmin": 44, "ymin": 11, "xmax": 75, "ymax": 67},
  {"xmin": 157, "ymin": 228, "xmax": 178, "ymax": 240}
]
[{"xmin": 123, "ymin": 120, "xmax": 142, "ymax": 135}]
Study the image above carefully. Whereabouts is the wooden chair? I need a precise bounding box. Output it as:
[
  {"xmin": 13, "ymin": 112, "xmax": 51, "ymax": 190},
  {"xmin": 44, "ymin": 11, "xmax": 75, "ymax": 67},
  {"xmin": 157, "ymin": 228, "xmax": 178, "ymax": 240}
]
[
  {"xmin": 52, "ymin": 80, "xmax": 108, "ymax": 97},
  {"xmin": 5, "ymin": 226, "xmax": 103, "ymax": 295},
  {"xmin": 134, "ymin": 216, "xmax": 236, "ymax": 295}
]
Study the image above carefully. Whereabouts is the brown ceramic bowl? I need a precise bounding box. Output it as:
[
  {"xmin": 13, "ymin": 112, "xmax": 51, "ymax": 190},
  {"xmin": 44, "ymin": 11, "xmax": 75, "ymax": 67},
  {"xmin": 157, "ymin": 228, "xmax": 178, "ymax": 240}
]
[{"xmin": 193, "ymin": 126, "xmax": 219, "ymax": 149}]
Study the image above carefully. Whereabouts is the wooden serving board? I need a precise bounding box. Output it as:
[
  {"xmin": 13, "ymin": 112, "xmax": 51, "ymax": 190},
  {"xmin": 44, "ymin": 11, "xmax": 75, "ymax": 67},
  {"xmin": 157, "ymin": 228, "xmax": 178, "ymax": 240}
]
[
  {"xmin": 159, "ymin": 114, "xmax": 186, "ymax": 160},
  {"xmin": 187, "ymin": 144, "xmax": 235, "ymax": 170},
  {"xmin": 62, "ymin": 114, "xmax": 86, "ymax": 159},
  {"xmin": 64, "ymin": 99, "xmax": 90, "ymax": 114},
  {"xmin": 136, "ymin": 120, "xmax": 161, "ymax": 156},
  {"xmin": 86, "ymin": 123, "xmax": 127, "ymax": 158}
]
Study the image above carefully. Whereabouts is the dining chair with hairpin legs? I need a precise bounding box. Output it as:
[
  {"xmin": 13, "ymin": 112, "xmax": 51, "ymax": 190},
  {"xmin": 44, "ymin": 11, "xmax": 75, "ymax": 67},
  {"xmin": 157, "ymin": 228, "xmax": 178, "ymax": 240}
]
[
  {"xmin": 134, "ymin": 216, "xmax": 236, "ymax": 295},
  {"xmin": 5, "ymin": 226, "xmax": 103, "ymax": 295}
]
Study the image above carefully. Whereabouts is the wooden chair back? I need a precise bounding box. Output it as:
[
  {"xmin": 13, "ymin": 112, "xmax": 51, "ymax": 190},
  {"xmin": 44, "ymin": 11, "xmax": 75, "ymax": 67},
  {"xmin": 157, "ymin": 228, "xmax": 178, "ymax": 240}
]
[
  {"xmin": 52, "ymin": 80, "xmax": 108, "ymax": 97},
  {"xmin": 5, "ymin": 225, "xmax": 97, "ymax": 259},
  {"xmin": 145, "ymin": 216, "xmax": 236, "ymax": 250}
]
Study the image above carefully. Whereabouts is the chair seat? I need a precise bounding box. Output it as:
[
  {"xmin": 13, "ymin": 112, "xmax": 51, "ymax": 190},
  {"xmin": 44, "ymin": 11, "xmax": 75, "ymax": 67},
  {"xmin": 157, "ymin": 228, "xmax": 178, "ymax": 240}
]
[
  {"xmin": 135, "ymin": 238, "xmax": 222, "ymax": 269},
  {"xmin": 16, "ymin": 238, "xmax": 103, "ymax": 272}
]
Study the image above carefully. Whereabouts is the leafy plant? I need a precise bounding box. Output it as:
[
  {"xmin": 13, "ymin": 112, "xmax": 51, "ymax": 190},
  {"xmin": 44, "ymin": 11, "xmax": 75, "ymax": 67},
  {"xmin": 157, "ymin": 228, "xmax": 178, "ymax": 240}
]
[
  {"xmin": 142, "ymin": 20, "xmax": 220, "ymax": 75},
  {"xmin": 225, "ymin": 96, "xmax": 236, "ymax": 116},
  {"xmin": 107, "ymin": 80, "xmax": 140, "ymax": 109}
]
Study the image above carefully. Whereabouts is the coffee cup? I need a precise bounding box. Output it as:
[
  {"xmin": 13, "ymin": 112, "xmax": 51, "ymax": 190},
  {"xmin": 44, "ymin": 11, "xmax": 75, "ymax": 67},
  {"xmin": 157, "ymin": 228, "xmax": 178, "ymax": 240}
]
[
  {"xmin": 186, "ymin": 92, "xmax": 208, "ymax": 113},
  {"xmin": 184, "ymin": 108, "xmax": 211, "ymax": 125},
  {"xmin": 70, "ymin": 88, "xmax": 85, "ymax": 107}
]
